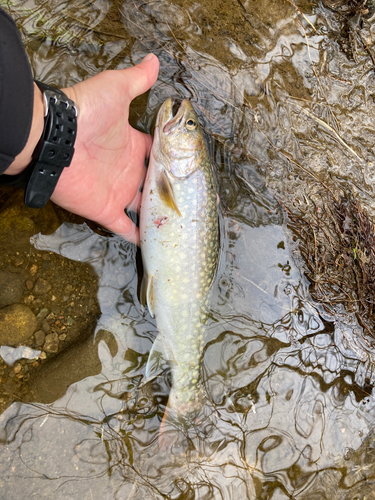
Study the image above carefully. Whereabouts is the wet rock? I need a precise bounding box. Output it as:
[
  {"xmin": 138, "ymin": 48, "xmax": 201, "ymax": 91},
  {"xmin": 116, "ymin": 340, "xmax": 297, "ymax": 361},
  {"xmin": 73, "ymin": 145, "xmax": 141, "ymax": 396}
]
[
  {"xmin": 41, "ymin": 320, "xmax": 50, "ymax": 333},
  {"xmin": 25, "ymin": 280, "xmax": 33, "ymax": 290},
  {"xmin": 0, "ymin": 270, "xmax": 24, "ymax": 308},
  {"xmin": 36, "ymin": 308, "xmax": 49, "ymax": 320},
  {"xmin": 33, "ymin": 278, "xmax": 52, "ymax": 295},
  {"xmin": 28, "ymin": 329, "xmax": 117, "ymax": 404},
  {"xmin": 23, "ymin": 295, "xmax": 35, "ymax": 305},
  {"xmin": 13, "ymin": 363, "xmax": 22, "ymax": 374},
  {"xmin": 0, "ymin": 304, "xmax": 37, "ymax": 345},
  {"xmin": 43, "ymin": 332, "xmax": 59, "ymax": 353},
  {"xmin": 29, "ymin": 264, "xmax": 38, "ymax": 276},
  {"xmin": 34, "ymin": 330, "xmax": 45, "ymax": 346}
]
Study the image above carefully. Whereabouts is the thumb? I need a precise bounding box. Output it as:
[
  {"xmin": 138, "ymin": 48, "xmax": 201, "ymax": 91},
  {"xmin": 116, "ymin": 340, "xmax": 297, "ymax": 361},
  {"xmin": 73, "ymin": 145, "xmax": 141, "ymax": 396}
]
[
  {"xmin": 124, "ymin": 53, "xmax": 160, "ymax": 101},
  {"xmin": 107, "ymin": 213, "xmax": 140, "ymax": 246}
]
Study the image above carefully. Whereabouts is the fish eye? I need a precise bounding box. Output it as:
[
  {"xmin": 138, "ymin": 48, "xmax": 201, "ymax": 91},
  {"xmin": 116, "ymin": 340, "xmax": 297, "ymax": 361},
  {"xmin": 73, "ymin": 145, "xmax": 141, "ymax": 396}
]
[{"xmin": 186, "ymin": 118, "xmax": 197, "ymax": 130}]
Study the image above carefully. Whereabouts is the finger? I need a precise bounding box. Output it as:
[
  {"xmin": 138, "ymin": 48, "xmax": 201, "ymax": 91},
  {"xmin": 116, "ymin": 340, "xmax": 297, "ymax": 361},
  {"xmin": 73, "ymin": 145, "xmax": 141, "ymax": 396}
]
[
  {"xmin": 128, "ymin": 188, "xmax": 142, "ymax": 214},
  {"xmin": 130, "ymin": 126, "xmax": 152, "ymax": 158},
  {"xmin": 126, "ymin": 128, "xmax": 152, "ymax": 213},
  {"xmin": 124, "ymin": 54, "xmax": 160, "ymax": 101},
  {"xmin": 109, "ymin": 213, "xmax": 140, "ymax": 246},
  {"xmin": 141, "ymin": 129, "xmax": 153, "ymax": 158}
]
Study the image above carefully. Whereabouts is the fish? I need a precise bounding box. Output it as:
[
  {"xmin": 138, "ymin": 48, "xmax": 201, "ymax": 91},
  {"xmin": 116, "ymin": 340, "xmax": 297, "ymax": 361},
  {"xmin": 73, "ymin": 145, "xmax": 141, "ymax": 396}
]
[{"xmin": 139, "ymin": 98, "xmax": 219, "ymax": 422}]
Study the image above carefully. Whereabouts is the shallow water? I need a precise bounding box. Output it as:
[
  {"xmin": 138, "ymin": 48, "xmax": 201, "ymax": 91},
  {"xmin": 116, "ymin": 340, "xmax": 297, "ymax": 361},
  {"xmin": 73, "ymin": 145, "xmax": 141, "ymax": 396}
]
[{"xmin": 1, "ymin": 0, "xmax": 375, "ymax": 498}]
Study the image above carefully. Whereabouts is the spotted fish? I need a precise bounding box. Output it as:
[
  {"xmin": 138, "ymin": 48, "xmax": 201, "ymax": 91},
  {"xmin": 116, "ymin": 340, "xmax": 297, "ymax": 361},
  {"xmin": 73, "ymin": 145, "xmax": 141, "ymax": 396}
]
[{"xmin": 139, "ymin": 98, "xmax": 218, "ymax": 420}]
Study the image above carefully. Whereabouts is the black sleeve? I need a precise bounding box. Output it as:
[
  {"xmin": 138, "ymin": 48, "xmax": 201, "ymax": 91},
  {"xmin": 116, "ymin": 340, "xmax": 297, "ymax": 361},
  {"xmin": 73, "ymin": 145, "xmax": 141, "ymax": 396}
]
[{"xmin": 0, "ymin": 7, "xmax": 34, "ymax": 174}]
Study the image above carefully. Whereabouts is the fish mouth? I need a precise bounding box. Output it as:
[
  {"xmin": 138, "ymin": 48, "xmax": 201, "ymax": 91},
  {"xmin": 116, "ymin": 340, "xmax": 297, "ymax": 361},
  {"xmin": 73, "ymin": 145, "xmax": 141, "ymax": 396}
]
[{"xmin": 157, "ymin": 98, "xmax": 194, "ymax": 135}]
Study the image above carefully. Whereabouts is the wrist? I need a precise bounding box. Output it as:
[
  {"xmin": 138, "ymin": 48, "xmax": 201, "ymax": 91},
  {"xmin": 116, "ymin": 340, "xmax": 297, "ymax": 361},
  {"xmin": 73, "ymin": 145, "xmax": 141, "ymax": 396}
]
[
  {"xmin": 1, "ymin": 82, "xmax": 78, "ymax": 209},
  {"xmin": 4, "ymin": 82, "xmax": 45, "ymax": 175}
]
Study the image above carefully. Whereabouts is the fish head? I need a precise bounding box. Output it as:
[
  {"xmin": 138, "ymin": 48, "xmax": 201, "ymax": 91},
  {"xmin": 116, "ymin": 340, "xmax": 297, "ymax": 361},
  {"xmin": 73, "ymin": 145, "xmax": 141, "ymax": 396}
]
[{"xmin": 154, "ymin": 98, "xmax": 206, "ymax": 179}]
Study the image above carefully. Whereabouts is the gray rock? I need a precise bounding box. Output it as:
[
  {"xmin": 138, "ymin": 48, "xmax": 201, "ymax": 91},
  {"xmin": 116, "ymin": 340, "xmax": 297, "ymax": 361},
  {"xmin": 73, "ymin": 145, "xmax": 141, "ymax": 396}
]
[
  {"xmin": 0, "ymin": 304, "xmax": 37, "ymax": 346},
  {"xmin": 0, "ymin": 270, "xmax": 24, "ymax": 308},
  {"xmin": 36, "ymin": 308, "xmax": 49, "ymax": 320},
  {"xmin": 34, "ymin": 330, "xmax": 45, "ymax": 346},
  {"xmin": 41, "ymin": 320, "xmax": 50, "ymax": 333}
]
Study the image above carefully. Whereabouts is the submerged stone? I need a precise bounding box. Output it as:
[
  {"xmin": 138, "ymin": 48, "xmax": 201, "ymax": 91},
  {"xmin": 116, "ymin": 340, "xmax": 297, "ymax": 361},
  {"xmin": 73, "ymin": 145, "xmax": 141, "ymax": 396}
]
[
  {"xmin": 0, "ymin": 270, "xmax": 24, "ymax": 308},
  {"xmin": 0, "ymin": 304, "xmax": 37, "ymax": 346}
]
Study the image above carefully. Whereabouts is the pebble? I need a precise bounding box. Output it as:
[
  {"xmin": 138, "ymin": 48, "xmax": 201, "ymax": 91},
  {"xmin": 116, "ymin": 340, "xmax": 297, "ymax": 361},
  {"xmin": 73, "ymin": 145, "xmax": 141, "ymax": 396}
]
[
  {"xmin": 37, "ymin": 308, "xmax": 49, "ymax": 320},
  {"xmin": 39, "ymin": 352, "xmax": 47, "ymax": 360},
  {"xmin": 33, "ymin": 278, "xmax": 52, "ymax": 295},
  {"xmin": 41, "ymin": 320, "xmax": 50, "ymax": 333},
  {"xmin": 24, "ymin": 295, "xmax": 35, "ymax": 305},
  {"xmin": 29, "ymin": 264, "xmax": 38, "ymax": 276},
  {"xmin": 14, "ymin": 363, "xmax": 22, "ymax": 374},
  {"xmin": 25, "ymin": 280, "xmax": 34, "ymax": 290},
  {"xmin": 34, "ymin": 330, "xmax": 45, "ymax": 346},
  {"xmin": 45, "ymin": 332, "xmax": 58, "ymax": 343},
  {"xmin": 43, "ymin": 332, "xmax": 59, "ymax": 353}
]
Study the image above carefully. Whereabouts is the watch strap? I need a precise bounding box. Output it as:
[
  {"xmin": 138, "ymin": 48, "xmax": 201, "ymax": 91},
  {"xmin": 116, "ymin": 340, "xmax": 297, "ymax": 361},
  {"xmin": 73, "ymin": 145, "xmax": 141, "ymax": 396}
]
[{"xmin": 0, "ymin": 81, "xmax": 78, "ymax": 208}]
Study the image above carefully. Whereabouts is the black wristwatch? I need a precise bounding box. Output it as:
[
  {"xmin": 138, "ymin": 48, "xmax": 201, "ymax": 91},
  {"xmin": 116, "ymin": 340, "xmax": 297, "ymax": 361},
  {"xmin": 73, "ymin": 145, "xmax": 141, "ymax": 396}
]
[{"xmin": 0, "ymin": 80, "xmax": 78, "ymax": 208}]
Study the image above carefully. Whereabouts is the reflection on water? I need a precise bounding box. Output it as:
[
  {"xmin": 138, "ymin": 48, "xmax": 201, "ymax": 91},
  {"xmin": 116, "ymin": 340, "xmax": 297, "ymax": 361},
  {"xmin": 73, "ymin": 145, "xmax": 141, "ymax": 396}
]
[{"xmin": 1, "ymin": 0, "xmax": 375, "ymax": 497}]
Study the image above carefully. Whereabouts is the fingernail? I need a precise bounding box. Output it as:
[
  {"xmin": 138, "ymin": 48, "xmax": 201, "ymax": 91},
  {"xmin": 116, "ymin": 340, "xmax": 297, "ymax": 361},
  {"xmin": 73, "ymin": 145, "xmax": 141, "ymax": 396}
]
[{"xmin": 142, "ymin": 53, "xmax": 154, "ymax": 62}]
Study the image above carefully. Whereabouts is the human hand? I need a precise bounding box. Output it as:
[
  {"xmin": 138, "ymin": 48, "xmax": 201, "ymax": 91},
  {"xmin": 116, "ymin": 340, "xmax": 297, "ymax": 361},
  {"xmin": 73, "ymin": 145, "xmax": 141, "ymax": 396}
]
[{"xmin": 50, "ymin": 54, "xmax": 159, "ymax": 245}]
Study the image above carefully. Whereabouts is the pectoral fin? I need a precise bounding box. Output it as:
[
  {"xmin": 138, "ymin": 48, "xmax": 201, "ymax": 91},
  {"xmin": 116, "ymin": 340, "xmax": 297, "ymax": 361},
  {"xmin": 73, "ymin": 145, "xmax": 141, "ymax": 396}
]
[
  {"xmin": 157, "ymin": 171, "xmax": 182, "ymax": 217},
  {"xmin": 140, "ymin": 274, "xmax": 155, "ymax": 318},
  {"xmin": 139, "ymin": 334, "xmax": 176, "ymax": 388}
]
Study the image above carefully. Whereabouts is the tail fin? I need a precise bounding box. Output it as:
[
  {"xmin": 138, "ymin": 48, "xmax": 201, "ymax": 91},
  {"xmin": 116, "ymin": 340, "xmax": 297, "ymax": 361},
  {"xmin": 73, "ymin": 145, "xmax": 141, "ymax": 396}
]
[
  {"xmin": 157, "ymin": 388, "xmax": 213, "ymax": 452},
  {"xmin": 158, "ymin": 390, "xmax": 245, "ymax": 454}
]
